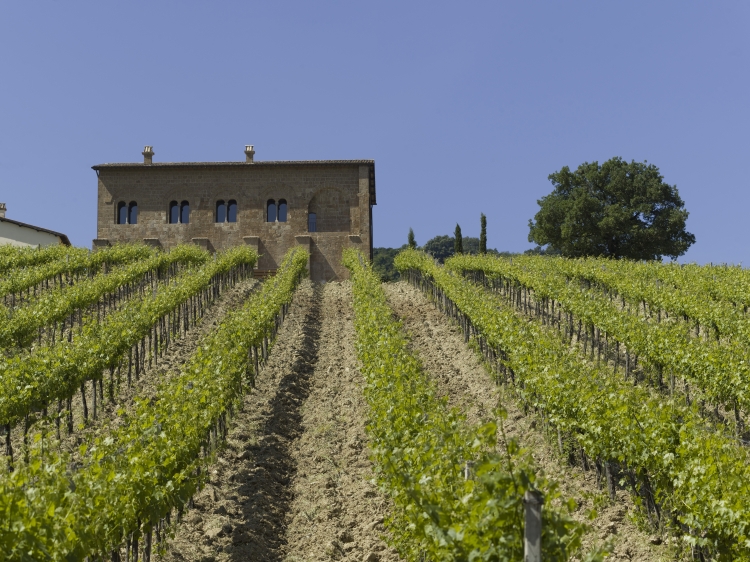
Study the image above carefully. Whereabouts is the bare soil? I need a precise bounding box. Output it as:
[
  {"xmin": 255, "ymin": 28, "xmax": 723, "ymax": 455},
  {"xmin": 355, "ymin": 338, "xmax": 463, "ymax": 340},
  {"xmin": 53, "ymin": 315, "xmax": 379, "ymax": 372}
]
[
  {"xmin": 383, "ymin": 281, "xmax": 675, "ymax": 561},
  {"xmin": 165, "ymin": 281, "xmax": 400, "ymax": 562}
]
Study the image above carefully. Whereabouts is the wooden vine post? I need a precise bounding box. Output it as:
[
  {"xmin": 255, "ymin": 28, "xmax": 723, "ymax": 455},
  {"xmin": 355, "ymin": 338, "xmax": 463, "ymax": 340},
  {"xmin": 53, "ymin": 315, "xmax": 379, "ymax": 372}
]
[{"xmin": 524, "ymin": 490, "xmax": 543, "ymax": 562}]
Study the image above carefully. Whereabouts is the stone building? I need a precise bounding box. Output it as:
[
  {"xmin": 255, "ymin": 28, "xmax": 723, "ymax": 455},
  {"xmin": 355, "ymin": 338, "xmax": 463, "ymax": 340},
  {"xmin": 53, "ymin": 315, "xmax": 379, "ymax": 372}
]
[{"xmin": 93, "ymin": 146, "xmax": 375, "ymax": 281}]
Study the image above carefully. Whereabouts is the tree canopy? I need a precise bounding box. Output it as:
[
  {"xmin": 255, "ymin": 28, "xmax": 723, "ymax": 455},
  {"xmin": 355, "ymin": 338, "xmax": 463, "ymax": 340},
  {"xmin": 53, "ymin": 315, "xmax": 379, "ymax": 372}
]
[
  {"xmin": 373, "ymin": 246, "xmax": 406, "ymax": 281},
  {"xmin": 528, "ymin": 157, "xmax": 695, "ymax": 260},
  {"xmin": 407, "ymin": 228, "xmax": 417, "ymax": 249},
  {"xmin": 422, "ymin": 234, "xmax": 501, "ymax": 263},
  {"xmin": 479, "ymin": 213, "xmax": 487, "ymax": 254},
  {"xmin": 423, "ymin": 235, "xmax": 455, "ymax": 263}
]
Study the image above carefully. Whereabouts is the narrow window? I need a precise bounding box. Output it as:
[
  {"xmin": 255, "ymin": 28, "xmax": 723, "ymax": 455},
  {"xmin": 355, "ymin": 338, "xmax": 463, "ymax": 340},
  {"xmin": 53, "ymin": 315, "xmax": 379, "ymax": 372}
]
[
  {"xmin": 278, "ymin": 199, "xmax": 288, "ymax": 222},
  {"xmin": 267, "ymin": 199, "xmax": 276, "ymax": 222},
  {"xmin": 216, "ymin": 200, "xmax": 226, "ymax": 223},
  {"xmin": 128, "ymin": 202, "xmax": 138, "ymax": 225},
  {"xmin": 117, "ymin": 202, "xmax": 127, "ymax": 224},
  {"xmin": 308, "ymin": 212, "xmax": 317, "ymax": 232},
  {"xmin": 180, "ymin": 201, "xmax": 190, "ymax": 224},
  {"xmin": 227, "ymin": 200, "xmax": 237, "ymax": 223},
  {"xmin": 169, "ymin": 201, "xmax": 179, "ymax": 224}
]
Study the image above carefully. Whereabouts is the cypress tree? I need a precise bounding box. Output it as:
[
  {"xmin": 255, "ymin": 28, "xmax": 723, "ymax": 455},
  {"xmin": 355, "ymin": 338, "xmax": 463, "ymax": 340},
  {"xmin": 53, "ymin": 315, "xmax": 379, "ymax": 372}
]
[
  {"xmin": 408, "ymin": 228, "xmax": 417, "ymax": 249},
  {"xmin": 480, "ymin": 213, "xmax": 487, "ymax": 254},
  {"xmin": 454, "ymin": 224, "xmax": 463, "ymax": 255}
]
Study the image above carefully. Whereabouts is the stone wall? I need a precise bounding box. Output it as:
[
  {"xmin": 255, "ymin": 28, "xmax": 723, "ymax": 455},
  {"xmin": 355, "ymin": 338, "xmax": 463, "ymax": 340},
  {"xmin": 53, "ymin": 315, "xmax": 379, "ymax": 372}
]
[{"xmin": 94, "ymin": 161, "xmax": 374, "ymax": 281}]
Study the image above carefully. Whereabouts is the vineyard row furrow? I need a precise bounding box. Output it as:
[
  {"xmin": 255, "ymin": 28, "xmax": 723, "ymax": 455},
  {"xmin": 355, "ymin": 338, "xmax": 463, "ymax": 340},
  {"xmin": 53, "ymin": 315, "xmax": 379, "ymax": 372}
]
[
  {"xmin": 447, "ymin": 254, "xmax": 750, "ymax": 423},
  {"xmin": 0, "ymin": 243, "xmax": 154, "ymax": 305},
  {"xmin": 395, "ymin": 249, "xmax": 750, "ymax": 560},
  {"xmin": 0, "ymin": 246, "xmax": 258, "ymax": 457},
  {"xmin": 342, "ymin": 249, "xmax": 593, "ymax": 561},
  {"xmin": 0, "ymin": 245, "xmax": 209, "ymax": 349},
  {"xmin": 0, "ymin": 247, "xmax": 308, "ymax": 562}
]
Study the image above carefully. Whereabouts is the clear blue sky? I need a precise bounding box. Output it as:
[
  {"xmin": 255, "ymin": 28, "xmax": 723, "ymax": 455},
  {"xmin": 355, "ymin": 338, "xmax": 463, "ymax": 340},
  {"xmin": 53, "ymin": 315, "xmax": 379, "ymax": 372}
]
[{"xmin": 1, "ymin": 1, "xmax": 748, "ymax": 263}]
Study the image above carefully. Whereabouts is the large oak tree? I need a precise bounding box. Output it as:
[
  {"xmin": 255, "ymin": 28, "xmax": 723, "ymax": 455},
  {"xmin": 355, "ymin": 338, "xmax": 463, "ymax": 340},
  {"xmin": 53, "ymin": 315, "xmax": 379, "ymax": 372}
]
[{"xmin": 528, "ymin": 157, "xmax": 695, "ymax": 260}]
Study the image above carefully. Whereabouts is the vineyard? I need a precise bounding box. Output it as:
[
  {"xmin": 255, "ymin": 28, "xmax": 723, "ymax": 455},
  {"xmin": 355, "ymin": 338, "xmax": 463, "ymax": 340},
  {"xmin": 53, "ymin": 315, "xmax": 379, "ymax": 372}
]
[{"xmin": 0, "ymin": 243, "xmax": 746, "ymax": 560}]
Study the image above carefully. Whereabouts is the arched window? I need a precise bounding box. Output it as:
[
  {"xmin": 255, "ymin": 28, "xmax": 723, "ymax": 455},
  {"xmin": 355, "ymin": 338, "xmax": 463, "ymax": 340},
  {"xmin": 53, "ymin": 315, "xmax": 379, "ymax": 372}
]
[
  {"xmin": 216, "ymin": 200, "xmax": 226, "ymax": 223},
  {"xmin": 227, "ymin": 200, "xmax": 237, "ymax": 223},
  {"xmin": 117, "ymin": 202, "xmax": 127, "ymax": 224},
  {"xmin": 128, "ymin": 202, "xmax": 138, "ymax": 225},
  {"xmin": 308, "ymin": 212, "xmax": 317, "ymax": 232},
  {"xmin": 169, "ymin": 201, "xmax": 179, "ymax": 224},
  {"xmin": 278, "ymin": 199, "xmax": 288, "ymax": 222},
  {"xmin": 180, "ymin": 201, "xmax": 190, "ymax": 224},
  {"xmin": 267, "ymin": 199, "xmax": 276, "ymax": 222}
]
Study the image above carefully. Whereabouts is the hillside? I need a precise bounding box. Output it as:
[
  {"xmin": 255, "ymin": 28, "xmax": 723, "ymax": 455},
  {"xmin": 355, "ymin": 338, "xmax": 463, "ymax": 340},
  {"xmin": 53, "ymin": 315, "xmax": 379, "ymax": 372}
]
[{"xmin": 3, "ymin": 244, "xmax": 748, "ymax": 560}]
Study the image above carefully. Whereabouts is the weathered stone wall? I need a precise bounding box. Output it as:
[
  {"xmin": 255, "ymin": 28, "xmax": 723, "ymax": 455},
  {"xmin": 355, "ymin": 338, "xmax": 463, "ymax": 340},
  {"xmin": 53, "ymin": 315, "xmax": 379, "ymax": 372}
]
[{"xmin": 95, "ymin": 162, "xmax": 374, "ymax": 281}]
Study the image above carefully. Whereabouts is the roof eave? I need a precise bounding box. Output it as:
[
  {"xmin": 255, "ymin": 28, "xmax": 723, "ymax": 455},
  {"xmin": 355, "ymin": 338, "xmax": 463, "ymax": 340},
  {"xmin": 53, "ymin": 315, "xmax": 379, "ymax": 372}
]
[
  {"xmin": 92, "ymin": 160, "xmax": 377, "ymax": 205},
  {"xmin": 91, "ymin": 160, "xmax": 375, "ymax": 170},
  {"xmin": 0, "ymin": 217, "xmax": 72, "ymax": 246}
]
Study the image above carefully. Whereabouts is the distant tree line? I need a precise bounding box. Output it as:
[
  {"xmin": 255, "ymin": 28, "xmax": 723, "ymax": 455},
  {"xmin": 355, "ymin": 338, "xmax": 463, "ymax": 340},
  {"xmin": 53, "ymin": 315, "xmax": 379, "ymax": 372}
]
[{"xmin": 373, "ymin": 215, "xmax": 515, "ymax": 282}]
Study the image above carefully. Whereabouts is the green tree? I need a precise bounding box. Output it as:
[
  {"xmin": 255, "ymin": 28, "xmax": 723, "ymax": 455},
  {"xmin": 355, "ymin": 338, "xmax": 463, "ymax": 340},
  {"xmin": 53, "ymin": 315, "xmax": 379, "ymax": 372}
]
[
  {"xmin": 454, "ymin": 224, "xmax": 463, "ymax": 255},
  {"xmin": 423, "ymin": 235, "xmax": 454, "ymax": 263},
  {"xmin": 462, "ymin": 236, "xmax": 480, "ymax": 255},
  {"xmin": 373, "ymin": 246, "xmax": 405, "ymax": 281},
  {"xmin": 408, "ymin": 228, "xmax": 417, "ymax": 249},
  {"xmin": 528, "ymin": 157, "xmax": 695, "ymax": 260},
  {"xmin": 421, "ymin": 234, "xmax": 505, "ymax": 262},
  {"xmin": 479, "ymin": 213, "xmax": 487, "ymax": 254}
]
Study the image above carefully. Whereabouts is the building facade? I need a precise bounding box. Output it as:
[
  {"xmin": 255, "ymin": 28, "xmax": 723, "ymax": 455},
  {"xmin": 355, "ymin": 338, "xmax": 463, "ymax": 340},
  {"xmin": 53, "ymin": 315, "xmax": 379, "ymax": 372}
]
[
  {"xmin": 93, "ymin": 147, "xmax": 375, "ymax": 281},
  {"xmin": 0, "ymin": 203, "xmax": 71, "ymax": 247}
]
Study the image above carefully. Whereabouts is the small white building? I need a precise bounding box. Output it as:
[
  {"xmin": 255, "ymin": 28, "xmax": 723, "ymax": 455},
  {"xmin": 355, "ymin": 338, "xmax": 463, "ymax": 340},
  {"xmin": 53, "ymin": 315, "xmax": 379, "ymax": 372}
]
[{"xmin": 0, "ymin": 203, "xmax": 71, "ymax": 248}]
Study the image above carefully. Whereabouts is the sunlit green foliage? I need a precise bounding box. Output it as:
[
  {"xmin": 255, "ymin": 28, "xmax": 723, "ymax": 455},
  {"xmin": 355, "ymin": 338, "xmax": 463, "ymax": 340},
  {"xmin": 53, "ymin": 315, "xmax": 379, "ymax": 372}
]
[
  {"xmin": 0, "ymin": 246, "xmax": 258, "ymax": 430},
  {"xmin": 344, "ymin": 249, "xmax": 594, "ymax": 561},
  {"xmin": 397, "ymin": 249, "xmax": 750, "ymax": 560},
  {"xmin": 0, "ymin": 247, "xmax": 308, "ymax": 561},
  {"xmin": 0, "ymin": 245, "xmax": 208, "ymax": 348}
]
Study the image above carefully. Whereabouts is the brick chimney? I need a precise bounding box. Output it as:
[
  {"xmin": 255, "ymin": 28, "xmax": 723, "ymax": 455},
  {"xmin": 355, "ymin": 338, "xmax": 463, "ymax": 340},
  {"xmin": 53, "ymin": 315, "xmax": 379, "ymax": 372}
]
[
  {"xmin": 244, "ymin": 145, "xmax": 255, "ymax": 163},
  {"xmin": 142, "ymin": 146, "xmax": 154, "ymax": 164},
  {"xmin": 0, "ymin": 203, "xmax": 5, "ymax": 218}
]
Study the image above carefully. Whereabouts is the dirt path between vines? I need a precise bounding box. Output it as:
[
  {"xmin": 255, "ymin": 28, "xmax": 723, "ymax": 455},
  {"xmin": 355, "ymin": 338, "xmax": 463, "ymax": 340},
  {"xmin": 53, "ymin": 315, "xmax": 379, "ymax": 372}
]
[
  {"xmin": 166, "ymin": 281, "xmax": 399, "ymax": 562},
  {"xmin": 383, "ymin": 281, "xmax": 672, "ymax": 562}
]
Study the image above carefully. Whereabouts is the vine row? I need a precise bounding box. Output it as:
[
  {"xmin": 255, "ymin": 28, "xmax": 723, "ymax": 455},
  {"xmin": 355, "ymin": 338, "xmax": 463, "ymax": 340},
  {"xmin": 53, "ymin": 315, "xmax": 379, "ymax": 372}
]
[
  {"xmin": 0, "ymin": 247, "xmax": 308, "ymax": 561},
  {"xmin": 0, "ymin": 245, "xmax": 209, "ymax": 349},
  {"xmin": 343, "ymin": 249, "xmax": 593, "ymax": 561},
  {"xmin": 0, "ymin": 244, "xmax": 154, "ymax": 306},
  {"xmin": 0, "ymin": 246, "xmax": 258, "ymax": 466},
  {"xmin": 511, "ymin": 255, "xmax": 750, "ymax": 345},
  {"xmin": 396, "ymin": 249, "xmax": 750, "ymax": 560},
  {"xmin": 0, "ymin": 244, "xmax": 77, "ymax": 275},
  {"xmin": 446, "ymin": 253, "xmax": 750, "ymax": 429}
]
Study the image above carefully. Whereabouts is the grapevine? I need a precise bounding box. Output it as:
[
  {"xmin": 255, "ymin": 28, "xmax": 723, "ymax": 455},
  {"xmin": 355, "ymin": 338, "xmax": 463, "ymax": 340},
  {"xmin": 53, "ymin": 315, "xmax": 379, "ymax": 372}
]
[
  {"xmin": 396, "ymin": 249, "xmax": 750, "ymax": 560},
  {"xmin": 0, "ymin": 244, "xmax": 77, "ymax": 275},
  {"xmin": 0, "ymin": 246, "xmax": 258, "ymax": 447},
  {"xmin": 513, "ymin": 255, "xmax": 750, "ymax": 344},
  {"xmin": 0, "ymin": 245, "xmax": 209, "ymax": 349},
  {"xmin": 0, "ymin": 243, "xmax": 154, "ymax": 305},
  {"xmin": 0, "ymin": 247, "xmax": 308, "ymax": 561},
  {"xmin": 446, "ymin": 253, "xmax": 750, "ymax": 424},
  {"xmin": 343, "ymin": 249, "xmax": 593, "ymax": 561}
]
